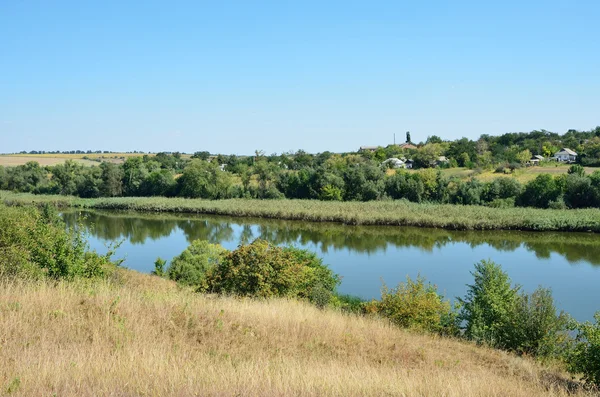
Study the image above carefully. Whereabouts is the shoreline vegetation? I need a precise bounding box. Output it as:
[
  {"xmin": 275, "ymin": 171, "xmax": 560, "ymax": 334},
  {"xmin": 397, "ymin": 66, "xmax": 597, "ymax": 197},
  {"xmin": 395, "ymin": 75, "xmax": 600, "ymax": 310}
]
[{"xmin": 2, "ymin": 190, "xmax": 600, "ymax": 232}]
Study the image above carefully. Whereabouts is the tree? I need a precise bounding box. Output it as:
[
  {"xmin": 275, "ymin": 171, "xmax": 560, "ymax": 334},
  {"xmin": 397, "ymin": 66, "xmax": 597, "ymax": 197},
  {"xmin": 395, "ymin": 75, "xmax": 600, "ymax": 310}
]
[
  {"xmin": 406, "ymin": 131, "xmax": 411, "ymax": 143},
  {"xmin": 413, "ymin": 143, "xmax": 442, "ymax": 168},
  {"xmin": 516, "ymin": 149, "xmax": 532, "ymax": 164},
  {"xmin": 191, "ymin": 151, "xmax": 211, "ymax": 161},
  {"xmin": 177, "ymin": 160, "xmax": 232, "ymax": 199},
  {"xmin": 100, "ymin": 162, "xmax": 123, "ymax": 197},
  {"xmin": 458, "ymin": 260, "xmax": 518, "ymax": 349},
  {"xmin": 517, "ymin": 174, "xmax": 564, "ymax": 208},
  {"xmin": 426, "ymin": 135, "xmax": 442, "ymax": 144},
  {"xmin": 51, "ymin": 160, "xmax": 83, "ymax": 195},
  {"xmin": 121, "ymin": 157, "xmax": 149, "ymax": 196}
]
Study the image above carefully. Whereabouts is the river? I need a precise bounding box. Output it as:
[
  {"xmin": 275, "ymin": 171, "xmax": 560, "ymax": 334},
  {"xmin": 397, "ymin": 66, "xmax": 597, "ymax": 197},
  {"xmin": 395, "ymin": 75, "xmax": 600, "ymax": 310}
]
[{"xmin": 62, "ymin": 209, "xmax": 600, "ymax": 322}]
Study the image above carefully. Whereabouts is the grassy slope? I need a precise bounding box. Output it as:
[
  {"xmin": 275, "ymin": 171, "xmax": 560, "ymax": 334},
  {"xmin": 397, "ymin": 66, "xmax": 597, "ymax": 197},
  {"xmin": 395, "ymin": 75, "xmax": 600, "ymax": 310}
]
[
  {"xmin": 403, "ymin": 165, "xmax": 597, "ymax": 183},
  {"xmin": 0, "ymin": 270, "xmax": 590, "ymax": 396},
  {"xmin": 2, "ymin": 191, "xmax": 600, "ymax": 232}
]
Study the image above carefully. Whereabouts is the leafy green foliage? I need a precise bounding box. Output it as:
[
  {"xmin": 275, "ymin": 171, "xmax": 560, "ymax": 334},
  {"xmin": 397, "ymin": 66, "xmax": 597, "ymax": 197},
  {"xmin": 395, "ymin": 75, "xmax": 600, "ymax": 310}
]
[
  {"xmin": 166, "ymin": 240, "xmax": 226, "ymax": 289},
  {"xmin": 206, "ymin": 240, "xmax": 340, "ymax": 303},
  {"xmin": 459, "ymin": 260, "xmax": 519, "ymax": 348},
  {"xmin": 366, "ymin": 276, "xmax": 458, "ymax": 334},
  {"xmin": 459, "ymin": 260, "xmax": 569, "ymax": 358},
  {"xmin": 0, "ymin": 204, "xmax": 115, "ymax": 280},
  {"xmin": 569, "ymin": 312, "xmax": 600, "ymax": 387}
]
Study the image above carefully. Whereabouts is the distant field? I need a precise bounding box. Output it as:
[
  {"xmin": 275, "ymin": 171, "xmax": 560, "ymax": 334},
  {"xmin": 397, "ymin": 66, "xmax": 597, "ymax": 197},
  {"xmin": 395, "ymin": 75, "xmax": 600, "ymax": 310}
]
[
  {"xmin": 0, "ymin": 156, "xmax": 99, "ymax": 167},
  {"xmin": 0, "ymin": 153, "xmax": 156, "ymax": 167},
  {"xmin": 404, "ymin": 165, "xmax": 597, "ymax": 183}
]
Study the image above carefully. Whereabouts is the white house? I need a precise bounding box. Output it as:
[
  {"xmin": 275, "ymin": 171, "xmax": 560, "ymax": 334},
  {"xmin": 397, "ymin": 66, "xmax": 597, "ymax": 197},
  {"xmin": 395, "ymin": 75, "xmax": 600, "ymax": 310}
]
[
  {"xmin": 381, "ymin": 157, "xmax": 405, "ymax": 169},
  {"xmin": 553, "ymin": 148, "xmax": 577, "ymax": 162}
]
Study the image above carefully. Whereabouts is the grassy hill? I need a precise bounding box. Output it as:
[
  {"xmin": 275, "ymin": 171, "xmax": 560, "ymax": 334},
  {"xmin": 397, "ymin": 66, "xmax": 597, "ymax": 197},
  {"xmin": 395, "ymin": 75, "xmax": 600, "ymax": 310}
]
[{"xmin": 0, "ymin": 269, "xmax": 591, "ymax": 396}]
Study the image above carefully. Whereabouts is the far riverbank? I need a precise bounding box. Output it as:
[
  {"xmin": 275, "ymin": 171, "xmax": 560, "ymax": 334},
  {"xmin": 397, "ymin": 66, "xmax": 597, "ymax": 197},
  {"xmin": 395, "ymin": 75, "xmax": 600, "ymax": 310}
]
[{"xmin": 2, "ymin": 191, "xmax": 600, "ymax": 232}]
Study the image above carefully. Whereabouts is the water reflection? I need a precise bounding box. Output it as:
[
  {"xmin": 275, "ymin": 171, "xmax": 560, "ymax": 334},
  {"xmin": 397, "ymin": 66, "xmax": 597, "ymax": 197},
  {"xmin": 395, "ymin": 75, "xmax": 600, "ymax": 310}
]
[{"xmin": 62, "ymin": 210, "xmax": 600, "ymax": 266}]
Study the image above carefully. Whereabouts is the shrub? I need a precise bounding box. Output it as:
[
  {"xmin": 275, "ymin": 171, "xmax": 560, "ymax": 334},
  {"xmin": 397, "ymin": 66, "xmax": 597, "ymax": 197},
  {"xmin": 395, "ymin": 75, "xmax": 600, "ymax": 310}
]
[
  {"xmin": 367, "ymin": 276, "xmax": 457, "ymax": 334},
  {"xmin": 512, "ymin": 287, "xmax": 571, "ymax": 358},
  {"xmin": 569, "ymin": 312, "xmax": 600, "ymax": 387},
  {"xmin": 167, "ymin": 240, "xmax": 226, "ymax": 289},
  {"xmin": 517, "ymin": 174, "xmax": 564, "ymax": 208},
  {"xmin": 458, "ymin": 260, "xmax": 518, "ymax": 348},
  {"xmin": 459, "ymin": 260, "xmax": 570, "ymax": 358},
  {"xmin": 206, "ymin": 240, "xmax": 340, "ymax": 303},
  {"xmin": 568, "ymin": 164, "xmax": 586, "ymax": 177},
  {"xmin": 0, "ymin": 204, "xmax": 115, "ymax": 280}
]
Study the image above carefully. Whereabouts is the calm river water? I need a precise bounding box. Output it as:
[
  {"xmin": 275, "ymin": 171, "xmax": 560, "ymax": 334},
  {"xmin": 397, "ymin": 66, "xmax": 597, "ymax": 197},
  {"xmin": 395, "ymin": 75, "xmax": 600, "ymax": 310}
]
[{"xmin": 62, "ymin": 210, "xmax": 600, "ymax": 322}]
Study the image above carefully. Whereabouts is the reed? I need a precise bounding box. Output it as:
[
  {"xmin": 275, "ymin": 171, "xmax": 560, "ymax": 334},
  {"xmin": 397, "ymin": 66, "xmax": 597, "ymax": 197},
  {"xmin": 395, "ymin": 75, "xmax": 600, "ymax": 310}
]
[{"xmin": 2, "ymin": 190, "xmax": 600, "ymax": 232}]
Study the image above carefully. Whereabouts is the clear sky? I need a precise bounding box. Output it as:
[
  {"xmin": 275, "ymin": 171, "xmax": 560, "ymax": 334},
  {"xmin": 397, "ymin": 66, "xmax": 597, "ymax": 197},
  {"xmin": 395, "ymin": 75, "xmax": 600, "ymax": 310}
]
[{"xmin": 1, "ymin": 1, "xmax": 599, "ymax": 155}]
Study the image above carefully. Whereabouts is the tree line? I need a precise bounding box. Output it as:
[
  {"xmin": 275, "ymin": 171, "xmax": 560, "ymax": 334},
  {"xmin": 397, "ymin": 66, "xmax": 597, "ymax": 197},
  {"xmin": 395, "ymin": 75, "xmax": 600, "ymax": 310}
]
[{"xmin": 2, "ymin": 128, "xmax": 600, "ymax": 209}]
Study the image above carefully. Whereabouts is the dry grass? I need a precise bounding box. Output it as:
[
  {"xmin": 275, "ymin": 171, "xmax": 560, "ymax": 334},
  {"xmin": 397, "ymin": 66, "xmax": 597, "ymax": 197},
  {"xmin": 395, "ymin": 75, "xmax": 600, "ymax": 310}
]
[
  {"xmin": 0, "ymin": 270, "xmax": 591, "ymax": 396},
  {"xmin": 0, "ymin": 155, "xmax": 99, "ymax": 167}
]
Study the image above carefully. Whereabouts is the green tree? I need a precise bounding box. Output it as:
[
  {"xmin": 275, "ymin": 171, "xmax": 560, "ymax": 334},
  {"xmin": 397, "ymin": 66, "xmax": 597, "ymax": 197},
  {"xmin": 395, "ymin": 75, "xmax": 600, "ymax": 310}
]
[
  {"xmin": 100, "ymin": 162, "xmax": 123, "ymax": 197},
  {"xmin": 569, "ymin": 312, "xmax": 600, "ymax": 387},
  {"xmin": 516, "ymin": 149, "xmax": 532, "ymax": 165},
  {"xmin": 191, "ymin": 151, "xmax": 211, "ymax": 161},
  {"xmin": 177, "ymin": 160, "xmax": 232, "ymax": 199},
  {"xmin": 167, "ymin": 240, "xmax": 226, "ymax": 289},
  {"xmin": 517, "ymin": 174, "xmax": 564, "ymax": 208},
  {"xmin": 458, "ymin": 260, "xmax": 518, "ymax": 348},
  {"xmin": 122, "ymin": 157, "xmax": 149, "ymax": 196},
  {"xmin": 406, "ymin": 131, "xmax": 411, "ymax": 143}
]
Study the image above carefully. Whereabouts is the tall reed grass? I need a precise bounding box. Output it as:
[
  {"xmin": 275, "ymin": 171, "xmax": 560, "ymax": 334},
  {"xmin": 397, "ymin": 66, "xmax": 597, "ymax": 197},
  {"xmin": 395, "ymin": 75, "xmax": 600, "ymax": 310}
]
[{"xmin": 2, "ymin": 190, "xmax": 600, "ymax": 232}]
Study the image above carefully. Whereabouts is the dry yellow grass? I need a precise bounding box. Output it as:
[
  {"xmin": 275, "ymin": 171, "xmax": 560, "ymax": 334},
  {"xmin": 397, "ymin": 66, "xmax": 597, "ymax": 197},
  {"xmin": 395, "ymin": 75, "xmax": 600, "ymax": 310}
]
[
  {"xmin": 0, "ymin": 155, "xmax": 99, "ymax": 167},
  {"xmin": 0, "ymin": 270, "xmax": 591, "ymax": 396},
  {"xmin": 0, "ymin": 153, "xmax": 193, "ymax": 167}
]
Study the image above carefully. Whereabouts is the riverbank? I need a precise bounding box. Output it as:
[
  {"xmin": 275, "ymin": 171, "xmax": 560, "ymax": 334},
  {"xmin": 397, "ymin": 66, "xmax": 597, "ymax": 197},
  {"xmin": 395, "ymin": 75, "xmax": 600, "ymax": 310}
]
[
  {"xmin": 0, "ymin": 269, "xmax": 589, "ymax": 396},
  {"xmin": 2, "ymin": 191, "xmax": 600, "ymax": 232}
]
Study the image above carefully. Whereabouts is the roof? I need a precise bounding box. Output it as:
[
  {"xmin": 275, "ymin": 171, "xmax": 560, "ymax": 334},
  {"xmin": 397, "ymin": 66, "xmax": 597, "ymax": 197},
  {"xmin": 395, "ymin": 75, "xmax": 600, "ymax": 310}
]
[
  {"xmin": 437, "ymin": 156, "xmax": 449, "ymax": 162},
  {"xmin": 359, "ymin": 146, "xmax": 380, "ymax": 151},
  {"xmin": 555, "ymin": 148, "xmax": 577, "ymax": 156},
  {"xmin": 398, "ymin": 142, "xmax": 418, "ymax": 150},
  {"xmin": 533, "ymin": 155, "xmax": 545, "ymax": 160},
  {"xmin": 382, "ymin": 157, "xmax": 404, "ymax": 164}
]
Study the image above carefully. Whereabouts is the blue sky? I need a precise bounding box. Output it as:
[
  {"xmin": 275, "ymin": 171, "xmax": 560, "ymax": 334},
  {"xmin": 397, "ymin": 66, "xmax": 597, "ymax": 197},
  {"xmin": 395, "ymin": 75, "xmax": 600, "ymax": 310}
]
[{"xmin": 1, "ymin": 1, "xmax": 599, "ymax": 154}]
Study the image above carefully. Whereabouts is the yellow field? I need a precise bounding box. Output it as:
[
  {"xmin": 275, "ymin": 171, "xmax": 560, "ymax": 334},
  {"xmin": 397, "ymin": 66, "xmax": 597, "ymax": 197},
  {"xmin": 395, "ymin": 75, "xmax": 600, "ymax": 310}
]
[
  {"xmin": 0, "ymin": 153, "xmax": 148, "ymax": 167},
  {"xmin": 0, "ymin": 269, "xmax": 591, "ymax": 396}
]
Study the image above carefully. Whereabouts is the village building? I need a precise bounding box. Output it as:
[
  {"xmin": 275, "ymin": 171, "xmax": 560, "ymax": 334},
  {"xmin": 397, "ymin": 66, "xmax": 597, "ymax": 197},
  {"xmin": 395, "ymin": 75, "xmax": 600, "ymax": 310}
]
[{"xmin": 553, "ymin": 148, "xmax": 577, "ymax": 162}]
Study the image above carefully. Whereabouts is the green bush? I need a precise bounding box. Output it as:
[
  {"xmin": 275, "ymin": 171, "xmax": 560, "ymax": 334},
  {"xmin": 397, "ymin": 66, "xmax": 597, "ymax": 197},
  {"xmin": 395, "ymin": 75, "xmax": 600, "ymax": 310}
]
[
  {"xmin": 569, "ymin": 312, "xmax": 600, "ymax": 387},
  {"xmin": 0, "ymin": 204, "xmax": 115, "ymax": 280},
  {"xmin": 458, "ymin": 260, "xmax": 519, "ymax": 348},
  {"xmin": 512, "ymin": 287, "xmax": 571, "ymax": 358},
  {"xmin": 166, "ymin": 240, "xmax": 226, "ymax": 289},
  {"xmin": 366, "ymin": 276, "xmax": 458, "ymax": 334},
  {"xmin": 459, "ymin": 260, "xmax": 570, "ymax": 358},
  {"xmin": 206, "ymin": 239, "xmax": 340, "ymax": 303}
]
